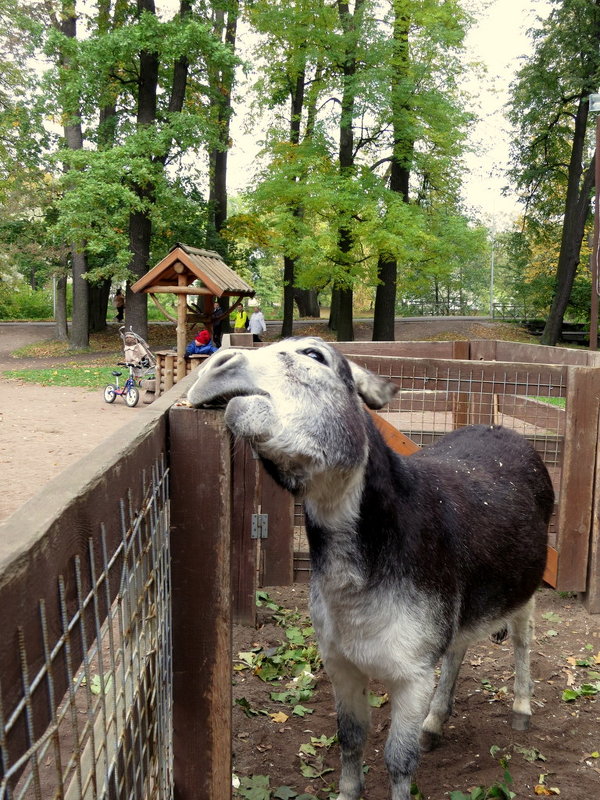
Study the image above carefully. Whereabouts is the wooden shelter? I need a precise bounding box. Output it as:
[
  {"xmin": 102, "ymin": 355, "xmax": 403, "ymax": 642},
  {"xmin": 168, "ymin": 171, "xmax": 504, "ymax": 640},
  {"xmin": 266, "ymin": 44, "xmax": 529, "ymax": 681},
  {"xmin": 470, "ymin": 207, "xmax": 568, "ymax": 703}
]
[{"xmin": 131, "ymin": 243, "xmax": 255, "ymax": 381}]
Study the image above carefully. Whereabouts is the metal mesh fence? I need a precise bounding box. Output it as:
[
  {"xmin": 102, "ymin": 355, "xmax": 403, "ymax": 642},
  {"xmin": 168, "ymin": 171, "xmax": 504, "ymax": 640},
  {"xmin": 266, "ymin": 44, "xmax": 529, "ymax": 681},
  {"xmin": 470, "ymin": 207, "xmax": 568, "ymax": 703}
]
[
  {"xmin": 0, "ymin": 458, "xmax": 172, "ymax": 800},
  {"xmin": 293, "ymin": 359, "xmax": 567, "ymax": 562}
]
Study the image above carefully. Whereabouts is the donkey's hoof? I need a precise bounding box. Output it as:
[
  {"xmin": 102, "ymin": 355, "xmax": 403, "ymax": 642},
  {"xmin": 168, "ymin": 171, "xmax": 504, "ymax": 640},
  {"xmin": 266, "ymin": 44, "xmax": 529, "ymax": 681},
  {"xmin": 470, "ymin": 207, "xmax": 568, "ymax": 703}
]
[
  {"xmin": 420, "ymin": 729, "xmax": 442, "ymax": 751},
  {"xmin": 511, "ymin": 711, "xmax": 531, "ymax": 731}
]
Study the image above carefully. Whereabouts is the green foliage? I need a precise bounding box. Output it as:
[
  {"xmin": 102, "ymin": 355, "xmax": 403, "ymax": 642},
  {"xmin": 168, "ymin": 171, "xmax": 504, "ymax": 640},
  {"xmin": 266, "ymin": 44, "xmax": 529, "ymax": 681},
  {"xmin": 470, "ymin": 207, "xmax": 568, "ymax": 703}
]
[
  {"xmin": 506, "ymin": 0, "xmax": 600, "ymax": 322},
  {"xmin": 235, "ymin": 594, "xmax": 320, "ymax": 686},
  {"xmin": 298, "ymin": 734, "xmax": 336, "ymax": 782},
  {"xmin": 237, "ymin": 0, "xmax": 479, "ymax": 328},
  {"xmin": 562, "ymin": 681, "xmax": 600, "ymax": 702},
  {"xmin": 234, "ymin": 774, "xmax": 318, "ymax": 800},
  {"xmin": 448, "ymin": 747, "xmax": 515, "ymax": 800},
  {"xmin": 0, "ymin": 283, "xmax": 53, "ymax": 319}
]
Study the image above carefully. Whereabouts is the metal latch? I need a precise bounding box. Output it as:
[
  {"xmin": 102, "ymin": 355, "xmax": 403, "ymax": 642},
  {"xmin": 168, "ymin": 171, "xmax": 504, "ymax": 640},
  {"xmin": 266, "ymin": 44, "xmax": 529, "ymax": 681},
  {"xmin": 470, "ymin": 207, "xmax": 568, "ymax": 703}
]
[{"xmin": 251, "ymin": 514, "xmax": 269, "ymax": 539}]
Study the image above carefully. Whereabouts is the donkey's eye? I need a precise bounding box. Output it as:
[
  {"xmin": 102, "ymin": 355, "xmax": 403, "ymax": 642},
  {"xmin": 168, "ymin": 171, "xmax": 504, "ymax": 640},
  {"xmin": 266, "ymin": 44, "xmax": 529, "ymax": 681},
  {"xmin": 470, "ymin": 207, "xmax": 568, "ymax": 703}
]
[{"xmin": 302, "ymin": 347, "xmax": 327, "ymax": 364}]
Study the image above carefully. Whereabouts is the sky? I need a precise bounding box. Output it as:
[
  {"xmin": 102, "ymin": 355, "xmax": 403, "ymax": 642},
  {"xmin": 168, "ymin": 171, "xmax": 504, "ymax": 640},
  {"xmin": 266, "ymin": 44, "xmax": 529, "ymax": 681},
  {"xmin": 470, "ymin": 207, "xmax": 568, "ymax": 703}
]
[
  {"xmin": 461, "ymin": 0, "xmax": 551, "ymax": 225},
  {"xmin": 227, "ymin": 0, "xmax": 553, "ymax": 227}
]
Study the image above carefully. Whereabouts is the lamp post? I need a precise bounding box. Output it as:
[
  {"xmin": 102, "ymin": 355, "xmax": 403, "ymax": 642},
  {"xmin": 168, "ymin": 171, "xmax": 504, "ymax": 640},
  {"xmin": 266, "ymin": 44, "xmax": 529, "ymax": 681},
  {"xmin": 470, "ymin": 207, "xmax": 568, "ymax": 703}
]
[{"xmin": 588, "ymin": 93, "xmax": 600, "ymax": 351}]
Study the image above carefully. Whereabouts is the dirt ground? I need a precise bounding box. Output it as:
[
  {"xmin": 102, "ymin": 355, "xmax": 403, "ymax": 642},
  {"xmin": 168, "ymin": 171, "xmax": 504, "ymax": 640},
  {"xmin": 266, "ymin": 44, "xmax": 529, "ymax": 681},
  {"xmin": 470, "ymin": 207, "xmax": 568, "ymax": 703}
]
[
  {"xmin": 1, "ymin": 319, "xmax": 599, "ymax": 799},
  {"xmin": 0, "ymin": 323, "xmax": 139, "ymax": 521},
  {"xmin": 233, "ymin": 585, "xmax": 600, "ymax": 800}
]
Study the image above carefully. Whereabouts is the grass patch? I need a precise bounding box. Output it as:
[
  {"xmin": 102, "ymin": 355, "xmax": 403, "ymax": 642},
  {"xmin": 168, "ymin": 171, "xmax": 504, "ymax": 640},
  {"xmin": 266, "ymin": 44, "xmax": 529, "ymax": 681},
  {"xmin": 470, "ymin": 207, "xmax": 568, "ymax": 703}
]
[
  {"xmin": 12, "ymin": 324, "xmax": 177, "ymax": 359},
  {"xmin": 531, "ymin": 396, "xmax": 566, "ymax": 409},
  {"xmin": 3, "ymin": 362, "xmax": 125, "ymax": 389}
]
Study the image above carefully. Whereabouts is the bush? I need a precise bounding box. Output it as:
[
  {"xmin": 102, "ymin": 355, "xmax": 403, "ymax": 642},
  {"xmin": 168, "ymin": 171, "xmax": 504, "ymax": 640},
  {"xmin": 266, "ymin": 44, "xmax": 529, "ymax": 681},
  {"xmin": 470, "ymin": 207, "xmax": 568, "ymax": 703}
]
[{"xmin": 0, "ymin": 283, "xmax": 54, "ymax": 320}]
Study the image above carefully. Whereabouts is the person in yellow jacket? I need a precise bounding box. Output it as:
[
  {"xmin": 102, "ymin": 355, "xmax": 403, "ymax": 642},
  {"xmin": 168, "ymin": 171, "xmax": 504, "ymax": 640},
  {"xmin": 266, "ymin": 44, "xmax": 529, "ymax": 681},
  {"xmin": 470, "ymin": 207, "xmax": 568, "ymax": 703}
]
[{"xmin": 233, "ymin": 303, "xmax": 249, "ymax": 331}]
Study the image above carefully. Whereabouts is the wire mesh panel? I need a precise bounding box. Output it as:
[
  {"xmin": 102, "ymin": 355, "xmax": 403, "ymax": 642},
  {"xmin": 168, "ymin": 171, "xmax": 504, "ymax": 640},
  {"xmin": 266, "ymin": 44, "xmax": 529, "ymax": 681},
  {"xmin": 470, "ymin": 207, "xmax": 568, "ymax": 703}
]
[
  {"xmin": 292, "ymin": 356, "xmax": 575, "ymax": 577},
  {"xmin": 0, "ymin": 458, "xmax": 172, "ymax": 800}
]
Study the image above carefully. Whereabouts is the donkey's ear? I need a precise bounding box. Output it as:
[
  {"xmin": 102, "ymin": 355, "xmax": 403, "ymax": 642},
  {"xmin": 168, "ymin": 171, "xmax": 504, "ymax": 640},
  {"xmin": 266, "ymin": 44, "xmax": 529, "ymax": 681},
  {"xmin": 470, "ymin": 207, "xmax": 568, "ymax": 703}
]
[{"xmin": 349, "ymin": 361, "xmax": 398, "ymax": 410}]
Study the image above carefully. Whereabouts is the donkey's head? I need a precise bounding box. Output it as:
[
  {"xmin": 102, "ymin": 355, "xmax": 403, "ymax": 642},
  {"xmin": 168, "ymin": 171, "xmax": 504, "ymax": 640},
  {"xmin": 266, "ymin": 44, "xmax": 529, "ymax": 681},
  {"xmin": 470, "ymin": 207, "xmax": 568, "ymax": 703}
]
[{"xmin": 187, "ymin": 337, "xmax": 397, "ymax": 499}]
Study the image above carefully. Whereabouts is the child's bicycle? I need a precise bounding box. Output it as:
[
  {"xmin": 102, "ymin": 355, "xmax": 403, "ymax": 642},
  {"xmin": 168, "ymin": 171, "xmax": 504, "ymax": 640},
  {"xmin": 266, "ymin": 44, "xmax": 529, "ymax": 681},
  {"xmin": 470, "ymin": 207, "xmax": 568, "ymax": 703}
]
[{"xmin": 103, "ymin": 363, "xmax": 140, "ymax": 408}]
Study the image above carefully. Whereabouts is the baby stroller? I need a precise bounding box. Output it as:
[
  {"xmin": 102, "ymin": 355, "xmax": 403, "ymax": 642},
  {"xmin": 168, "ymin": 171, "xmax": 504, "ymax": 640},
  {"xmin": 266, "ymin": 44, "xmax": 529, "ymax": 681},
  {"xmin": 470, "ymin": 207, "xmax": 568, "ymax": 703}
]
[{"xmin": 103, "ymin": 327, "xmax": 156, "ymax": 408}]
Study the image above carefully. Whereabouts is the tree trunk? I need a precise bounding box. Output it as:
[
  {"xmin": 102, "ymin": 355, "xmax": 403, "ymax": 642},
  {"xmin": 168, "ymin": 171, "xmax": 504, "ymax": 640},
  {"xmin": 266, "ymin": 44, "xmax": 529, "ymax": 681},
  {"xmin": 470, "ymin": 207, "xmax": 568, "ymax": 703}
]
[
  {"xmin": 373, "ymin": 7, "xmax": 412, "ymax": 341},
  {"xmin": 127, "ymin": 204, "xmax": 153, "ymax": 339},
  {"xmin": 329, "ymin": 287, "xmax": 340, "ymax": 331},
  {"xmin": 54, "ymin": 271, "xmax": 69, "ymax": 341},
  {"xmin": 59, "ymin": 1, "xmax": 89, "ymax": 348},
  {"xmin": 127, "ymin": 0, "xmax": 191, "ymax": 341},
  {"xmin": 333, "ymin": 0, "xmax": 364, "ymax": 343},
  {"xmin": 207, "ymin": 2, "xmax": 238, "ymax": 258},
  {"xmin": 282, "ymin": 255, "xmax": 296, "ymax": 337},
  {"xmin": 373, "ymin": 256, "xmax": 397, "ymax": 340},
  {"xmin": 541, "ymin": 100, "xmax": 594, "ymax": 345},
  {"xmin": 281, "ymin": 65, "xmax": 306, "ymax": 338},
  {"xmin": 70, "ymin": 249, "xmax": 89, "ymax": 348},
  {"xmin": 89, "ymin": 279, "xmax": 111, "ymax": 332},
  {"xmin": 336, "ymin": 287, "xmax": 354, "ymax": 340},
  {"xmin": 293, "ymin": 288, "xmax": 320, "ymax": 317}
]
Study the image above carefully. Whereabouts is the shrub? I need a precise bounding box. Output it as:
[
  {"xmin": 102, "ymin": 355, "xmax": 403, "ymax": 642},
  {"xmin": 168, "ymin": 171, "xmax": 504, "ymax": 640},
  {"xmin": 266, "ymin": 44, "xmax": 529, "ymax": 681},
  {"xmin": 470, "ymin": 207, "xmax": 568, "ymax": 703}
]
[{"xmin": 0, "ymin": 282, "xmax": 53, "ymax": 320}]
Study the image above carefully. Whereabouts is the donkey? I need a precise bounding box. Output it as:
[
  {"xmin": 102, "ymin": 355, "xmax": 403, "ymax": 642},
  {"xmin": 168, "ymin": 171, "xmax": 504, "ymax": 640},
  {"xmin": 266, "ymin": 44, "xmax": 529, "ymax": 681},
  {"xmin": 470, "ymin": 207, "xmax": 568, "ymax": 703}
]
[{"xmin": 187, "ymin": 337, "xmax": 554, "ymax": 800}]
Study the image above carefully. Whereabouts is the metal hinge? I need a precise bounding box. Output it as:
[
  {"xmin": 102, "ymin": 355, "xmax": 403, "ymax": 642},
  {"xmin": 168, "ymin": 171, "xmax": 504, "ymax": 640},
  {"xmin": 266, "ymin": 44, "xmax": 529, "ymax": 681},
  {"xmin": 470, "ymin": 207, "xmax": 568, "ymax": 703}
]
[{"xmin": 251, "ymin": 513, "xmax": 269, "ymax": 539}]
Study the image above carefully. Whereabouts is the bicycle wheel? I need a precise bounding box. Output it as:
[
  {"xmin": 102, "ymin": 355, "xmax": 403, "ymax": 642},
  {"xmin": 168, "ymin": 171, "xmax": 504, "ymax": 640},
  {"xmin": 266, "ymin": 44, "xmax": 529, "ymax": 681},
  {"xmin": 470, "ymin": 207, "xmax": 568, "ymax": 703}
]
[
  {"xmin": 104, "ymin": 384, "xmax": 117, "ymax": 404},
  {"xmin": 125, "ymin": 386, "xmax": 140, "ymax": 408}
]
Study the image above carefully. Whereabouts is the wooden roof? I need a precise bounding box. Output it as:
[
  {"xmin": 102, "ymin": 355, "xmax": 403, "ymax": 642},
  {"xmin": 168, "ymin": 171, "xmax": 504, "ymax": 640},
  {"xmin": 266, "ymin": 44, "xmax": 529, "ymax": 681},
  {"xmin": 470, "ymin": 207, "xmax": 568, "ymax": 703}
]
[{"xmin": 130, "ymin": 243, "xmax": 255, "ymax": 298}]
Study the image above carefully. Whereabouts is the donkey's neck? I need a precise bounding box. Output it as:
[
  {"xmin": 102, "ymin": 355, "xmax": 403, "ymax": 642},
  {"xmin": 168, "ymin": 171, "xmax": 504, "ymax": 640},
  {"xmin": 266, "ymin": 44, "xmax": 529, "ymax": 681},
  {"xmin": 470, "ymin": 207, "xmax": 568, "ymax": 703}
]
[{"xmin": 304, "ymin": 419, "xmax": 413, "ymax": 581}]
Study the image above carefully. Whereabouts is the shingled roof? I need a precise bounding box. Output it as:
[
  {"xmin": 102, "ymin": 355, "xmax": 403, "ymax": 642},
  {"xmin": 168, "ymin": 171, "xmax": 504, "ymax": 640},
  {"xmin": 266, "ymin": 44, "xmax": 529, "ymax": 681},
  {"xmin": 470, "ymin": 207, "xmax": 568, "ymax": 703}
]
[{"xmin": 131, "ymin": 242, "xmax": 255, "ymax": 298}]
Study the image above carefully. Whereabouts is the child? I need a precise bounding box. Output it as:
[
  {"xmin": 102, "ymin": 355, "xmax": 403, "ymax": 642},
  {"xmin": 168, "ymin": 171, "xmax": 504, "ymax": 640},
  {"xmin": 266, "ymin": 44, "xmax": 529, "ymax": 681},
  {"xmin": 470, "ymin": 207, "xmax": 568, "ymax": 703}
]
[{"xmin": 185, "ymin": 330, "xmax": 218, "ymax": 356}]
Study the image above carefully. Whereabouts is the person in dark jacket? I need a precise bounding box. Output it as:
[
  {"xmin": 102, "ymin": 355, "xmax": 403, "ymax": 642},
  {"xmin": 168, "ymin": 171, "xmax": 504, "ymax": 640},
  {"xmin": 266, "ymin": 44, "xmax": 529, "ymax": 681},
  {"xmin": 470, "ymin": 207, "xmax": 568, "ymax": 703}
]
[{"xmin": 185, "ymin": 330, "xmax": 218, "ymax": 356}]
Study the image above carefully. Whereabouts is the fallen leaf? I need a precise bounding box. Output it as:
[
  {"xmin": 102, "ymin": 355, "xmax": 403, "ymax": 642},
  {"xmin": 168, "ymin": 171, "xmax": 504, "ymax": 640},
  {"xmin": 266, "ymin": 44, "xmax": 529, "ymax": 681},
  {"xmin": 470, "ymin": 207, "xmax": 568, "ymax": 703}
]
[
  {"xmin": 269, "ymin": 711, "xmax": 289, "ymax": 723},
  {"xmin": 534, "ymin": 786, "xmax": 560, "ymax": 796},
  {"xmin": 562, "ymin": 668, "xmax": 576, "ymax": 687}
]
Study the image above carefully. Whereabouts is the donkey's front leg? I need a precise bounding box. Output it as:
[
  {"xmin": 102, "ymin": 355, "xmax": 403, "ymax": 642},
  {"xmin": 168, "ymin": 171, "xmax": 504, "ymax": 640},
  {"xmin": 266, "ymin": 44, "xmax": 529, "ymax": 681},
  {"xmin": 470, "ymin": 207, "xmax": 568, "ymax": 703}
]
[
  {"xmin": 327, "ymin": 658, "xmax": 370, "ymax": 800},
  {"xmin": 385, "ymin": 670, "xmax": 434, "ymax": 800}
]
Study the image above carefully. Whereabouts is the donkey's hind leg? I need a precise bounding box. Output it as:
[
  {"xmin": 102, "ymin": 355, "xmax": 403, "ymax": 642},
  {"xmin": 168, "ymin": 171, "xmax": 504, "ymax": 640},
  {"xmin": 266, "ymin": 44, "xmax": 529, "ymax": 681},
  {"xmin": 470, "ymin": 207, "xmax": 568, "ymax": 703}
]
[
  {"xmin": 510, "ymin": 597, "xmax": 536, "ymax": 730},
  {"xmin": 421, "ymin": 641, "xmax": 467, "ymax": 751}
]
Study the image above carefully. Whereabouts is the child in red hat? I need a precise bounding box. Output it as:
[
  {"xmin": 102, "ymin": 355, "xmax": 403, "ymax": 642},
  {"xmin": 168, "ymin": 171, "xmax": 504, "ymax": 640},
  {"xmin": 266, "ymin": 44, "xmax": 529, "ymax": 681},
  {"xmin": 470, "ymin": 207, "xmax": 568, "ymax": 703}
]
[{"xmin": 186, "ymin": 329, "xmax": 218, "ymax": 355}]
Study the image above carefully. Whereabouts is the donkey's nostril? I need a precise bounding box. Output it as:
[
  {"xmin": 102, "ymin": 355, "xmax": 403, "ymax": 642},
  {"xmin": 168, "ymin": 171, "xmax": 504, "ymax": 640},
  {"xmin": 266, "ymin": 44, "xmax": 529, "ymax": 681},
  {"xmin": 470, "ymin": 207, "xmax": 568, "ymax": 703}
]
[{"xmin": 210, "ymin": 349, "xmax": 243, "ymax": 370}]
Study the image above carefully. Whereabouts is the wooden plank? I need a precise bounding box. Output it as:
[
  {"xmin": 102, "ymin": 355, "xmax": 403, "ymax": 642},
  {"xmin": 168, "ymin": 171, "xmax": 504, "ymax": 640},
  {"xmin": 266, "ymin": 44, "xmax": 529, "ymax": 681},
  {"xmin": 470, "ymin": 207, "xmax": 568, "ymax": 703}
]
[
  {"xmin": 259, "ymin": 466, "xmax": 294, "ymax": 587},
  {"xmin": 494, "ymin": 340, "xmax": 591, "ymax": 367},
  {"xmin": 337, "ymin": 341, "xmax": 458, "ymax": 358},
  {"xmin": 497, "ymin": 395, "xmax": 565, "ymax": 434},
  {"xmin": 451, "ymin": 342, "xmax": 472, "ymax": 428},
  {"xmin": 543, "ymin": 546, "xmax": 559, "ymax": 588},
  {"xmin": 584, "ymin": 401, "xmax": 600, "ymax": 612},
  {"xmin": 169, "ymin": 407, "xmax": 232, "ymax": 800},
  {"xmin": 231, "ymin": 441, "xmax": 260, "ymax": 625},
  {"xmin": 368, "ymin": 409, "xmax": 420, "ymax": 455},
  {"xmin": 349, "ymin": 355, "xmax": 568, "ymax": 399},
  {"xmin": 164, "ymin": 354, "xmax": 175, "ymax": 392},
  {"xmin": 452, "ymin": 392, "xmax": 470, "ymax": 428},
  {"xmin": 452, "ymin": 340, "xmax": 470, "ymax": 360},
  {"xmin": 470, "ymin": 340, "xmax": 497, "ymax": 361},
  {"xmin": 555, "ymin": 368, "xmax": 600, "ymax": 591}
]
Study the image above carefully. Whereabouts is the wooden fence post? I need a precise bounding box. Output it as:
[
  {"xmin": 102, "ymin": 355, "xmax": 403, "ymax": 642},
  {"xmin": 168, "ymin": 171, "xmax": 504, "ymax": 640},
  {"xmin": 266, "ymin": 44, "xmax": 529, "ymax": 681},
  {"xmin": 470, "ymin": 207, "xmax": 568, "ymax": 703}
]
[
  {"xmin": 231, "ymin": 442, "xmax": 260, "ymax": 625},
  {"xmin": 259, "ymin": 465, "xmax": 294, "ymax": 587},
  {"xmin": 584, "ymin": 397, "xmax": 600, "ymax": 613},
  {"xmin": 169, "ymin": 407, "xmax": 232, "ymax": 800},
  {"xmin": 556, "ymin": 368, "xmax": 600, "ymax": 591}
]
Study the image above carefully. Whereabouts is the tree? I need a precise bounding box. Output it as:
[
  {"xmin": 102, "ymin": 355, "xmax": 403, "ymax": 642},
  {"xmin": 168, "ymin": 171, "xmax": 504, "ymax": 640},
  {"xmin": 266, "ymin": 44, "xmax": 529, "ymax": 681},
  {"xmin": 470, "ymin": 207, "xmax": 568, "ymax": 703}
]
[
  {"xmin": 508, "ymin": 0, "xmax": 600, "ymax": 345},
  {"xmin": 246, "ymin": 0, "xmax": 333, "ymax": 335}
]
